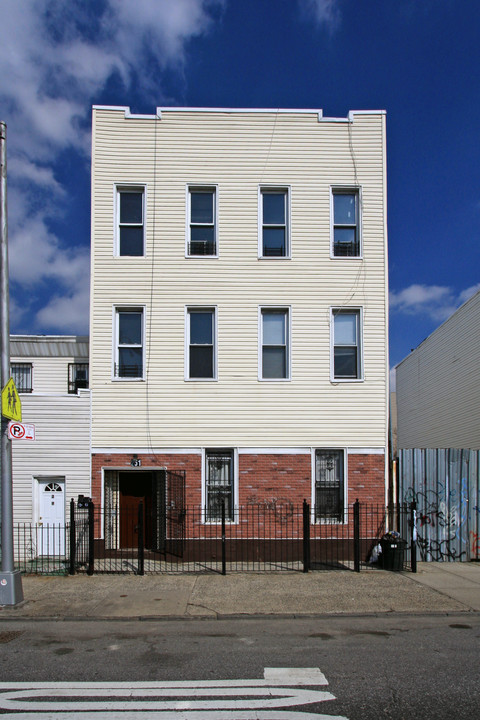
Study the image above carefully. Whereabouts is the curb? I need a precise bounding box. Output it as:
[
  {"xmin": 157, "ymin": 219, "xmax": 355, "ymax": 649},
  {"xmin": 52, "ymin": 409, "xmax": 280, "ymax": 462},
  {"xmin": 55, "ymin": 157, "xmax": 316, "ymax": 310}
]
[{"xmin": 0, "ymin": 610, "xmax": 479, "ymax": 622}]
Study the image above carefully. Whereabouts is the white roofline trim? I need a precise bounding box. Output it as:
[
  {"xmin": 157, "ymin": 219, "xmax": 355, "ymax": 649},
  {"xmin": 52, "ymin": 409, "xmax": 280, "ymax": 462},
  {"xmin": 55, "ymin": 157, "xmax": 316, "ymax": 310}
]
[
  {"xmin": 92, "ymin": 105, "xmax": 161, "ymax": 119},
  {"xmin": 93, "ymin": 105, "xmax": 386, "ymax": 123}
]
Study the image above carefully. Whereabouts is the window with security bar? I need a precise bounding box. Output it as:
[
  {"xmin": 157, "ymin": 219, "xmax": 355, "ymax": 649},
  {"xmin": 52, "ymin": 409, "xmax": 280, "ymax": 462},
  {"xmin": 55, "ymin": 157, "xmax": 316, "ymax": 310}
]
[
  {"xmin": 114, "ymin": 308, "xmax": 144, "ymax": 379},
  {"xmin": 205, "ymin": 450, "xmax": 234, "ymax": 521},
  {"xmin": 315, "ymin": 449, "xmax": 345, "ymax": 522},
  {"xmin": 332, "ymin": 188, "xmax": 360, "ymax": 257},
  {"xmin": 10, "ymin": 363, "xmax": 33, "ymax": 393},
  {"xmin": 260, "ymin": 188, "xmax": 289, "ymax": 257},
  {"xmin": 68, "ymin": 363, "xmax": 89, "ymax": 393},
  {"xmin": 188, "ymin": 187, "xmax": 217, "ymax": 256}
]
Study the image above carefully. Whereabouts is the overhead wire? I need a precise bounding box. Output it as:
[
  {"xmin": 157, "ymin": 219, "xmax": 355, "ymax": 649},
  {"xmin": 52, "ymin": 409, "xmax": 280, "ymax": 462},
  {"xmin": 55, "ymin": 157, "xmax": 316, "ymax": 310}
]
[{"xmin": 144, "ymin": 111, "xmax": 161, "ymax": 465}]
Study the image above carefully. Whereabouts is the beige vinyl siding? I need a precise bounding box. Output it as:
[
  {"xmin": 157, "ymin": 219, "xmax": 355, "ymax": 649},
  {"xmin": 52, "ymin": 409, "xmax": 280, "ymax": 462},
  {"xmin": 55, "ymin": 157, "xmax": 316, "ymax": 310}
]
[
  {"xmin": 396, "ymin": 290, "xmax": 480, "ymax": 450},
  {"xmin": 10, "ymin": 337, "xmax": 91, "ymax": 523},
  {"xmin": 11, "ymin": 392, "xmax": 91, "ymax": 524},
  {"xmin": 10, "ymin": 356, "xmax": 87, "ymax": 395},
  {"xmin": 91, "ymin": 109, "xmax": 388, "ymax": 449}
]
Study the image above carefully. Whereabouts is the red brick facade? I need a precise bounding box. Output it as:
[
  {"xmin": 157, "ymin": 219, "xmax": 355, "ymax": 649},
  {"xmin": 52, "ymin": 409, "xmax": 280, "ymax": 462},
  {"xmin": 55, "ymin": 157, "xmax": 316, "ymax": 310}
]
[{"xmin": 91, "ymin": 451, "xmax": 385, "ymax": 508}]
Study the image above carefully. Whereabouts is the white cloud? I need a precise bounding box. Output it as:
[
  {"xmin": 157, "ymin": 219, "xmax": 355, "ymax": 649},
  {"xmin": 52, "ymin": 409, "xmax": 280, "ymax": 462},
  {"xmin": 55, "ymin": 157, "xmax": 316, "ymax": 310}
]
[
  {"xmin": 36, "ymin": 283, "xmax": 90, "ymax": 334},
  {"xmin": 9, "ymin": 214, "xmax": 89, "ymax": 288},
  {"xmin": 0, "ymin": 0, "xmax": 224, "ymax": 333},
  {"xmin": 8, "ymin": 158, "xmax": 65, "ymax": 196},
  {"xmin": 8, "ymin": 206, "xmax": 90, "ymax": 333},
  {"xmin": 390, "ymin": 283, "xmax": 480, "ymax": 323},
  {"xmin": 458, "ymin": 283, "xmax": 480, "ymax": 305},
  {"xmin": 298, "ymin": 0, "xmax": 340, "ymax": 29},
  {"xmin": 1, "ymin": 0, "xmax": 224, "ymax": 157}
]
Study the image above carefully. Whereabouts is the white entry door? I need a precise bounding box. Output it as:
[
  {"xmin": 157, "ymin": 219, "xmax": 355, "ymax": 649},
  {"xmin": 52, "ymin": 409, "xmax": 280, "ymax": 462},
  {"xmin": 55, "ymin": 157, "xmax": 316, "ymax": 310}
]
[{"xmin": 38, "ymin": 479, "xmax": 66, "ymax": 556}]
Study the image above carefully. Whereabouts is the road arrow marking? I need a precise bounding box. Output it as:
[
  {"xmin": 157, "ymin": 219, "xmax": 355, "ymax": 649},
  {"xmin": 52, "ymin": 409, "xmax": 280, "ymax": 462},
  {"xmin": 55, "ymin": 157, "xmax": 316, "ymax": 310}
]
[{"xmin": 0, "ymin": 667, "xmax": 349, "ymax": 719}]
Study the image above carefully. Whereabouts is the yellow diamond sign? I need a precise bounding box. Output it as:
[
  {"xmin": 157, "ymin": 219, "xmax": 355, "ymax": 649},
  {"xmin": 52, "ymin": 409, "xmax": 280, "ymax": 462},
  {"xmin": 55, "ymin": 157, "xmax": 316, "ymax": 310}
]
[{"xmin": 2, "ymin": 378, "xmax": 22, "ymax": 422}]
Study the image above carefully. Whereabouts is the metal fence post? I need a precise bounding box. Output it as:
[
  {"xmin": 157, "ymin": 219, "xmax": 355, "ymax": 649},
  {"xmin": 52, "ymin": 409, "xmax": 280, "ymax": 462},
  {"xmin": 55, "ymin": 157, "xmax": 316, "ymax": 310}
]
[
  {"xmin": 69, "ymin": 499, "xmax": 76, "ymax": 575},
  {"xmin": 302, "ymin": 500, "xmax": 310, "ymax": 573},
  {"xmin": 138, "ymin": 501, "xmax": 145, "ymax": 576},
  {"xmin": 87, "ymin": 500, "xmax": 95, "ymax": 576},
  {"xmin": 221, "ymin": 499, "xmax": 226, "ymax": 575},
  {"xmin": 353, "ymin": 499, "xmax": 360, "ymax": 572},
  {"xmin": 410, "ymin": 501, "xmax": 417, "ymax": 573}
]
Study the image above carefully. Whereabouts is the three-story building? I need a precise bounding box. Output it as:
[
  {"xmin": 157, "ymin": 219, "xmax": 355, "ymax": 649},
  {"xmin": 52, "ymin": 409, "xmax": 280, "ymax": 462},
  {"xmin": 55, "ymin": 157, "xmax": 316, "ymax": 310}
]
[{"xmin": 90, "ymin": 106, "xmax": 388, "ymax": 539}]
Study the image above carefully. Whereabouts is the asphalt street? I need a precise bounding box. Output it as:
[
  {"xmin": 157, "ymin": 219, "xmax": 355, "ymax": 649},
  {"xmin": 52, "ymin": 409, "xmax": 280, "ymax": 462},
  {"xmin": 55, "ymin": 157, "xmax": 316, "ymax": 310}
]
[{"xmin": 0, "ymin": 614, "xmax": 479, "ymax": 719}]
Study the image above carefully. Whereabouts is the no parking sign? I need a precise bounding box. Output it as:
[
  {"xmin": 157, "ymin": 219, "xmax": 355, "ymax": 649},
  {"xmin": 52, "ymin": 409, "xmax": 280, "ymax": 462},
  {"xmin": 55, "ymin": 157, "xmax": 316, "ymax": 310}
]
[{"xmin": 8, "ymin": 421, "xmax": 35, "ymax": 441}]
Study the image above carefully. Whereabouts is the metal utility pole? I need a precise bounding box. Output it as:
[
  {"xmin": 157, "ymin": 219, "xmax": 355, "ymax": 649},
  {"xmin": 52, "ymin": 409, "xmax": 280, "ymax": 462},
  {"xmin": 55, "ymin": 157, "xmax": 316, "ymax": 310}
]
[{"xmin": 0, "ymin": 121, "xmax": 23, "ymax": 605}]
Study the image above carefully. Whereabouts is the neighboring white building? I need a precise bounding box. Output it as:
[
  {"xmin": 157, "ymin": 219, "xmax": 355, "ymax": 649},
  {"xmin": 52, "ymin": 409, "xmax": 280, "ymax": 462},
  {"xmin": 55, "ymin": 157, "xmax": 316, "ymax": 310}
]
[
  {"xmin": 10, "ymin": 336, "xmax": 91, "ymax": 539},
  {"xmin": 396, "ymin": 289, "xmax": 480, "ymax": 450},
  {"xmin": 90, "ymin": 106, "xmax": 389, "ymax": 536}
]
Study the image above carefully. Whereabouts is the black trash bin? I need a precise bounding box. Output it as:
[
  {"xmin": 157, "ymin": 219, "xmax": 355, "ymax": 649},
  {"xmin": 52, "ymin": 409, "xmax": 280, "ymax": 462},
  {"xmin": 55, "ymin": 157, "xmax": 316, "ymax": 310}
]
[{"xmin": 380, "ymin": 533, "xmax": 406, "ymax": 571}]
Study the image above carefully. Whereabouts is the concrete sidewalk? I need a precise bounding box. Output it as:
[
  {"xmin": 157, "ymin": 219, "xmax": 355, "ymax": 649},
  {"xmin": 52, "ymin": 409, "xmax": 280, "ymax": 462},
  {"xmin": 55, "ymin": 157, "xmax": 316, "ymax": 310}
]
[{"xmin": 1, "ymin": 563, "xmax": 479, "ymax": 620}]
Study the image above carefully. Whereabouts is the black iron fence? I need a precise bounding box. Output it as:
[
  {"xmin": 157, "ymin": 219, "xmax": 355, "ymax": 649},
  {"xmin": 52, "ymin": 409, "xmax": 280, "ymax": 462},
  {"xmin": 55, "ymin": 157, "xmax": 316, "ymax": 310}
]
[{"xmin": 14, "ymin": 501, "xmax": 417, "ymax": 576}]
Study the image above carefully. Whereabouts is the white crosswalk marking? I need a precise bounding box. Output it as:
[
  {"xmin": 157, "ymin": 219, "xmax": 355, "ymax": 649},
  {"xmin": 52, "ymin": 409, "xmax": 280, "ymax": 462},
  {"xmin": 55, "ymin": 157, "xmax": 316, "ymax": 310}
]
[{"xmin": 0, "ymin": 667, "xmax": 349, "ymax": 719}]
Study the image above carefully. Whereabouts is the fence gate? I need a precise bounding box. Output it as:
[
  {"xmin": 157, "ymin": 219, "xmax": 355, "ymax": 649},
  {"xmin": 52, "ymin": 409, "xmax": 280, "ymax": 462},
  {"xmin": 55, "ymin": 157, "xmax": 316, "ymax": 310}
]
[
  {"xmin": 165, "ymin": 469, "xmax": 186, "ymax": 557},
  {"xmin": 149, "ymin": 469, "xmax": 186, "ymax": 557}
]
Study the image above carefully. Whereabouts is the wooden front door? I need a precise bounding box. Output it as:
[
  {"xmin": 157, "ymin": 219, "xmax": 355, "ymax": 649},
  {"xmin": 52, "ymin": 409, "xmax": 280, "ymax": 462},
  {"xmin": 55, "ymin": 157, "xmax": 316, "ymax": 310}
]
[{"xmin": 119, "ymin": 472, "xmax": 153, "ymax": 548}]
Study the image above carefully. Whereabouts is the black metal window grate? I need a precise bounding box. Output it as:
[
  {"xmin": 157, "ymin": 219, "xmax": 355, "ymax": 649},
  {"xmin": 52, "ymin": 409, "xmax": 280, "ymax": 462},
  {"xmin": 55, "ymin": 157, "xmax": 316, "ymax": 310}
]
[
  {"xmin": 206, "ymin": 451, "xmax": 234, "ymax": 522},
  {"xmin": 315, "ymin": 449, "xmax": 344, "ymax": 521},
  {"xmin": 188, "ymin": 240, "xmax": 216, "ymax": 256},
  {"xmin": 68, "ymin": 363, "xmax": 89, "ymax": 393},
  {"xmin": 114, "ymin": 363, "xmax": 143, "ymax": 378},
  {"xmin": 333, "ymin": 240, "xmax": 360, "ymax": 257},
  {"xmin": 10, "ymin": 363, "xmax": 33, "ymax": 393}
]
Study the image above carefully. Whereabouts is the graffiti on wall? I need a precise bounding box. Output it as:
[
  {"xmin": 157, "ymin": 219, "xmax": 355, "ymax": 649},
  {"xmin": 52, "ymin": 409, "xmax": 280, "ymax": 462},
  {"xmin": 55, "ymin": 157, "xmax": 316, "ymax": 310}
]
[{"xmin": 400, "ymin": 449, "xmax": 480, "ymax": 562}]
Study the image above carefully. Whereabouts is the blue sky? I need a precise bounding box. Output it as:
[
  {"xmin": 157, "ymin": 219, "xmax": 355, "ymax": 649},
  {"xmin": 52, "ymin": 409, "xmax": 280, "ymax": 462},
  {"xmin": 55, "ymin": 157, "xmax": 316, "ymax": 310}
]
[{"xmin": 1, "ymin": 0, "xmax": 479, "ymax": 381}]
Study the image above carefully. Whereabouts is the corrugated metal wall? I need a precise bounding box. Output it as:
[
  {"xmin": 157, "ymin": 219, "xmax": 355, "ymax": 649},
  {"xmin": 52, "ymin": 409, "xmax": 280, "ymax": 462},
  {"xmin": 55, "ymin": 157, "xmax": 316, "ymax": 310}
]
[{"xmin": 399, "ymin": 449, "xmax": 480, "ymax": 561}]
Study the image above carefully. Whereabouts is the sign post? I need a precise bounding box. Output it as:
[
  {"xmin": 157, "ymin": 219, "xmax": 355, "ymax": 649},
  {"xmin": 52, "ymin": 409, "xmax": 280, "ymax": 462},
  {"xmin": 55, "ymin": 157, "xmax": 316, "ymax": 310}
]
[{"xmin": 0, "ymin": 121, "xmax": 23, "ymax": 606}]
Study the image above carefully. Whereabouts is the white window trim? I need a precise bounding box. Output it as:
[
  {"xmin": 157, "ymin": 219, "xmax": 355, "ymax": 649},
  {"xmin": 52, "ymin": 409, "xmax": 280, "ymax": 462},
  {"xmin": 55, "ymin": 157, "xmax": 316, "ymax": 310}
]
[
  {"xmin": 185, "ymin": 306, "xmax": 218, "ymax": 381},
  {"xmin": 114, "ymin": 183, "xmax": 147, "ymax": 258},
  {"xmin": 185, "ymin": 185, "xmax": 219, "ymax": 258},
  {"xmin": 258, "ymin": 185, "xmax": 291, "ymax": 259},
  {"xmin": 258, "ymin": 306, "xmax": 291, "ymax": 381},
  {"xmin": 310, "ymin": 448, "xmax": 348, "ymax": 525},
  {"xmin": 330, "ymin": 307, "xmax": 363, "ymax": 383},
  {"xmin": 201, "ymin": 448, "xmax": 239, "ymax": 524},
  {"xmin": 330, "ymin": 186, "xmax": 362, "ymax": 260},
  {"xmin": 112, "ymin": 305, "xmax": 146, "ymax": 381}
]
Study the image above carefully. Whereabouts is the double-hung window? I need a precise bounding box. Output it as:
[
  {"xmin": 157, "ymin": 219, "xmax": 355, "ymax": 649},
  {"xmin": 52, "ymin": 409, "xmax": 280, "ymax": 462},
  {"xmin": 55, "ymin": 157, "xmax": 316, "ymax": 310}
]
[
  {"xmin": 259, "ymin": 187, "xmax": 290, "ymax": 257},
  {"xmin": 116, "ymin": 186, "xmax": 145, "ymax": 257},
  {"xmin": 115, "ymin": 308, "xmax": 144, "ymax": 379},
  {"xmin": 187, "ymin": 308, "xmax": 216, "ymax": 379},
  {"xmin": 260, "ymin": 308, "xmax": 290, "ymax": 380},
  {"xmin": 205, "ymin": 449, "xmax": 234, "ymax": 521},
  {"xmin": 332, "ymin": 309, "xmax": 362, "ymax": 380},
  {"xmin": 315, "ymin": 449, "xmax": 345, "ymax": 522},
  {"xmin": 188, "ymin": 187, "xmax": 217, "ymax": 256},
  {"xmin": 10, "ymin": 363, "xmax": 33, "ymax": 393},
  {"xmin": 331, "ymin": 188, "xmax": 360, "ymax": 257}
]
